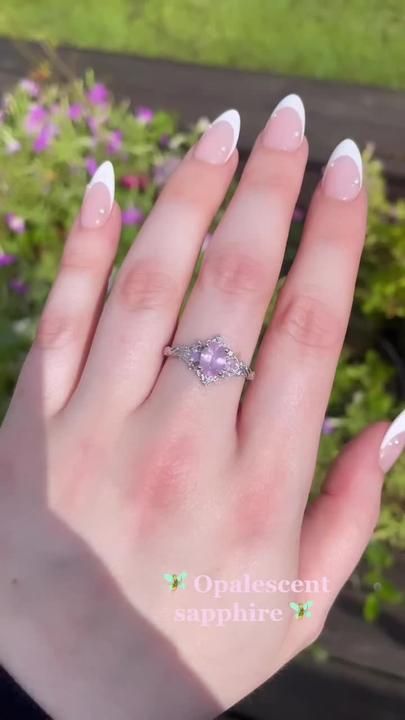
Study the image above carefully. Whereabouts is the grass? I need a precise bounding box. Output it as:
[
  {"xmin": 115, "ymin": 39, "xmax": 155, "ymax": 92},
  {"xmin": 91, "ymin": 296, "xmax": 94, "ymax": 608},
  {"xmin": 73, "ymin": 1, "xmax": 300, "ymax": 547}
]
[{"xmin": 1, "ymin": 0, "xmax": 405, "ymax": 89}]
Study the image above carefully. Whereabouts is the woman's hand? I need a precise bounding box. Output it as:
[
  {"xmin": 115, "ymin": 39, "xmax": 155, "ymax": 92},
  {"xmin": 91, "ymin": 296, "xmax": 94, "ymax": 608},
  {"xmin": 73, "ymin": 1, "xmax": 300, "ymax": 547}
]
[{"xmin": 0, "ymin": 95, "xmax": 402, "ymax": 720}]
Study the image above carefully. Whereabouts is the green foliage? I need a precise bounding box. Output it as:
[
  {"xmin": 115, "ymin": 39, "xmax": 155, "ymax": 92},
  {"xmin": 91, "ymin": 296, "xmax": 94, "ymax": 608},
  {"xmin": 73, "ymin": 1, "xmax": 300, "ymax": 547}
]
[
  {"xmin": 0, "ymin": 72, "xmax": 404, "ymax": 620},
  {"xmin": 362, "ymin": 542, "xmax": 404, "ymax": 621},
  {"xmin": 357, "ymin": 146, "xmax": 405, "ymax": 319},
  {"xmin": 0, "ymin": 71, "xmax": 201, "ymax": 416}
]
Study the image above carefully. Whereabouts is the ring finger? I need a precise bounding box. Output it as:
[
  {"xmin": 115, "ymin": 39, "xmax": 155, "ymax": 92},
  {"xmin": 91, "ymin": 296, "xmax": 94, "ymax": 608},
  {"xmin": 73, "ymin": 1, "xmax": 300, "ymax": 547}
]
[{"xmin": 241, "ymin": 139, "xmax": 367, "ymax": 501}]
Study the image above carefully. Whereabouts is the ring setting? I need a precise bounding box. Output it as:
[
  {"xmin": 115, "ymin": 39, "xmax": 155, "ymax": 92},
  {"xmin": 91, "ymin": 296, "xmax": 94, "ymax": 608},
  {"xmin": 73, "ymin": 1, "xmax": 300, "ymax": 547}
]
[{"xmin": 163, "ymin": 335, "xmax": 255, "ymax": 385}]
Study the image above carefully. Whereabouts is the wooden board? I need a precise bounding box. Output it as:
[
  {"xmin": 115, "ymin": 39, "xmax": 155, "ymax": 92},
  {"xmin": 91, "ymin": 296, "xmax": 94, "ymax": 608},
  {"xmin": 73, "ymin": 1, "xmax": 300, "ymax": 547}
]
[{"xmin": 1, "ymin": 36, "xmax": 405, "ymax": 201}]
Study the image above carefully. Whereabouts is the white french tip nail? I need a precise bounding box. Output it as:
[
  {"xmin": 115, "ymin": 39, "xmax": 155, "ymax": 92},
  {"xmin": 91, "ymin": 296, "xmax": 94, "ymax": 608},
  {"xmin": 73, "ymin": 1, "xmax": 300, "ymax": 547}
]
[
  {"xmin": 272, "ymin": 93, "xmax": 305, "ymax": 137},
  {"xmin": 88, "ymin": 160, "xmax": 115, "ymax": 212},
  {"xmin": 327, "ymin": 138, "xmax": 363, "ymax": 186},
  {"xmin": 212, "ymin": 108, "xmax": 240, "ymax": 158},
  {"xmin": 380, "ymin": 409, "xmax": 405, "ymax": 450}
]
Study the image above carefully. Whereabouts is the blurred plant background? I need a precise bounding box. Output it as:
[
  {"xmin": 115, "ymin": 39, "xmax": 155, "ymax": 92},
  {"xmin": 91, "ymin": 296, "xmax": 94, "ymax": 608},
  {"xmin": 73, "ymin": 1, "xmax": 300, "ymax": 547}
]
[
  {"xmin": 0, "ymin": 73, "xmax": 404, "ymax": 622},
  {"xmin": 0, "ymin": 1, "xmax": 404, "ymax": 626}
]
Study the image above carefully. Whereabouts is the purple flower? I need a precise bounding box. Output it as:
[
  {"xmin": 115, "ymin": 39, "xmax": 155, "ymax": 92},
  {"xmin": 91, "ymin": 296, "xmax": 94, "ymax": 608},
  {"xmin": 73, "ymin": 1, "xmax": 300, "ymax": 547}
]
[
  {"xmin": 68, "ymin": 103, "xmax": 83, "ymax": 121},
  {"xmin": 202, "ymin": 233, "xmax": 213, "ymax": 252},
  {"xmin": 19, "ymin": 79, "xmax": 40, "ymax": 98},
  {"xmin": 88, "ymin": 83, "xmax": 109, "ymax": 106},
  {"xmin": 5, "ymin": 137, "xmax": 21, "ymax": 155},
  {"xmin": 24, "ymin": 105, "xmax": 48, "ymax": 135},
  {"xmin": 293, "ymin": 206, "xmax": 305, "ymax": 223},
  {"xmin": 6, "ymin": 213, "xmax": 25, "ymax": 234},
  {"xmin": 33, "ymin": 123, "xmax": 58, "ymax": 153},
  {"xmin": 122, "ymin": 207, "xmax": 145, "ymax": 226},
  {"xmin": 0, "ymin": 253, "xmax": 17, "ymax": 267},
  {"xmin": 159, "ymin": 133, "xmax": 170, "ymax": 148},
  {"xmin": 135, "ymin": 106, "xmax": 154, "ymax": 124},
  {"xmin": 85, "ymin": 157, "xmax": 98, "ymax": 176},
  {"xmin": 153, "ymin": 157, "xmax": 181, "ymax": 187},
  {"xmin": 9, "ymin": 278, "xmax": 28, "ymax": 295},
  {"xmin": 107, "ymin": 129, "xmax": 123, "ymax": 154},
  {"xmin": 322, "ymin": 417, "xmax": 336, "ymax": 435}
]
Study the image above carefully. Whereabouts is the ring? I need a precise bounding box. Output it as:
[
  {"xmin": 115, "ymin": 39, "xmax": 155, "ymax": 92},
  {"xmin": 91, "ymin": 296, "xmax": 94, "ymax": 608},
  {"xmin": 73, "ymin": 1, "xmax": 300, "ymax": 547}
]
[{"xmin": 163, "ymin": 335, "xmax": 255, "ymax": 385}]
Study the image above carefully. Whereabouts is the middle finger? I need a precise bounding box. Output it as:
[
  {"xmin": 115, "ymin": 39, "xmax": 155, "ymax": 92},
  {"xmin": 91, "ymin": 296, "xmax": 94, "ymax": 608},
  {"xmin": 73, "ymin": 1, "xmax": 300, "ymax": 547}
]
[{"xmin": 155, "ymin": 95, "xmax": 308, "ymax": 426}]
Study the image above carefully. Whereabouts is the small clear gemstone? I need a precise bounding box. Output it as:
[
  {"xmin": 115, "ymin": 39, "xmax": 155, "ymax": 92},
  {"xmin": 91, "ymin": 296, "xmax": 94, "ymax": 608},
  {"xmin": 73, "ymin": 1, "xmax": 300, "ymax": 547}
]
[
  {"xmin": 226, "ymin": 356, "xmax": 240, "ymax": 373},
  {"xmin": 191, "ymin": 347, "xmax": 201, "ymax": 363}
]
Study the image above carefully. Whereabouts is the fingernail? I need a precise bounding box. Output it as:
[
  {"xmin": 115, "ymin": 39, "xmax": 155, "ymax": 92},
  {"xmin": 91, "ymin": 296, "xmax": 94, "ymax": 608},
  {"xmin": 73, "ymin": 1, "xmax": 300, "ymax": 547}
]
[
  {"xmin": 262, "ymin": 94, "xmax": 305, "ymax": 151},
  {"xmin": 322, "ymin": 139, "xmax": 362, "ymax": 201},
  {"xmin": 194, "ymin": 109, "xmax": 240, "ymax": 165},
  {"xmin": 80, "ymin": 161, "xmax": 115, "ymax": 229},
  {"xmin": 379, "ymin": 409, "xmax": 405, "ymax": 473}
]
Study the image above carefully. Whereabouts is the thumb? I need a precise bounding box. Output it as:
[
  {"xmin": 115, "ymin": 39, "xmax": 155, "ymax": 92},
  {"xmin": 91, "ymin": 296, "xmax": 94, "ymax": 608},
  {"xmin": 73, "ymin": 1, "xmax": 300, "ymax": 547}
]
[{"xmin": 299, "ymin": 413, "xmax": 404, "ymax": 606}]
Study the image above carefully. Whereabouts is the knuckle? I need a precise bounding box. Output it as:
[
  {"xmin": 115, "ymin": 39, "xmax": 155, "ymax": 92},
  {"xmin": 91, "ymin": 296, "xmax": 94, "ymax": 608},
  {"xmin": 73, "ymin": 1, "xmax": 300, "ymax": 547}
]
[
  {"xmin": 61, "ymin": 246, "xmax": 93, "ymax": 272},
  {"xmin": 241, "ymin": 160, "xmax": 296, "ymax": 197},
  {"xmin": 201, "ymin": 250, "xmax": 268, "ymax": 297},
  {"xmin": 129, "ymin": 430, "xmax": 198, "ymax": 520},
  {"xmin": 161, "ymin": 164, "xmax": 216, "ymax": 212},
  {"xmin": 61, "ymin": 238, "xmax": 108, "ymax": 275},
  {"xmin": 116, "ymin": 260, "xmax": 177, "ymax": 311},
  {"xmin": 274, "ymin": 294, "xmax": 342, "ymax": 349},
  {"xmin": 35, "ymin": 308, "xmax": 75, "ymax": 349}
]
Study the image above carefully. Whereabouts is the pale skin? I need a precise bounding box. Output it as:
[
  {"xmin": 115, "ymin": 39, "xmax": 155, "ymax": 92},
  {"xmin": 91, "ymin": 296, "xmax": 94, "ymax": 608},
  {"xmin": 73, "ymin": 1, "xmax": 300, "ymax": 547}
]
[{"xmin": 0, "ymin": 100, "xmax": 390, "ymax": 719}]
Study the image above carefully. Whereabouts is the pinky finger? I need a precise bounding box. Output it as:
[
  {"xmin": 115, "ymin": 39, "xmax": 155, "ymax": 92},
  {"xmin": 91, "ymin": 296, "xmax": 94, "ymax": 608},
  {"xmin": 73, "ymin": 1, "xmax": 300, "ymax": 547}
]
[
  {"xmin": 283, "ymin": 421, "xmax": 390, "ymax": 655},
  {"xmin": 299, "ymin": 422, "xmax": 388, "ymax": 602},
  {"xmin": 14, "ymin": 161, "xmax": 121, "ymax": 417}
]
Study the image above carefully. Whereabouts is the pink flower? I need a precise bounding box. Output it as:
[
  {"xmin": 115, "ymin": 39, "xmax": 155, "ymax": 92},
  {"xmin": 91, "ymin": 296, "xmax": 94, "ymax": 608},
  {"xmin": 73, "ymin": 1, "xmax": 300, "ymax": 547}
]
[
  {"xmin": 24, "ymin": 105, "xmax": 48, "ymax": 135},
  {"xmin": 87, "ymin": 115, "xmax": 107, "ymax": 137},
  {"xmin": 107, "ymin": 130, "xmax": 123, "ymax": 154},
  {"xmin": 0, "ymin": 253, "xmax": 17, "ymax": 267},
  {"xmin": 68, "ymin": 103, "xmax": 83, "ymax": 121},
  {"xmin": 19, "ymin": 79, "xmax": 40, "ymax": 97},
  {"xmin": 135, "ymin": 106, "xmax": 154, "ymax": 124},
  {"xmin": 5, "ymin": 138, "xmax": 21, "ymax": 155},
  {"xmin": 33, "ymin": 123, "xmax": 58, "ymax": 153},
  {"xmin": 6, "ymin": 214, "xmax": 25, "ymax": 234},
  {"xmin": 85, "ymin": 157, "xmax": 98, "ymax": 176},
  {"xmin": 122, "ymin": 207, "xmax": 144, "ymax": 226},
  {"xmin": 121, "ymin": 174, "xmax": 149, "ymax": 190},
  {"xmin": 88, "ymin": 83, "xmax": 109, "ymax": 106},
  {"xmin": 121, "ymin": 174, "xmax": 140, "ymax": 189}
]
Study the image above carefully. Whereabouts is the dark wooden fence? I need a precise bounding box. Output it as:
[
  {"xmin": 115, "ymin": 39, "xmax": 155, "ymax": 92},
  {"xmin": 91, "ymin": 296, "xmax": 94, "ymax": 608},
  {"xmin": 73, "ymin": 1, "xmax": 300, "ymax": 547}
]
[{"xmin": 0, "ymin": 35, "xmax": 404, "ymax": 720}]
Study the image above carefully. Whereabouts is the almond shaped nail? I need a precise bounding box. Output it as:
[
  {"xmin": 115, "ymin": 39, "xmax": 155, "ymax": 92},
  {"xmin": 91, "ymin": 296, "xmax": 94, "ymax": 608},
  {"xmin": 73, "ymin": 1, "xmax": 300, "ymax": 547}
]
[
  {"xmin": 81, "ymin": 160, "xmax": 115, "ymax": 229},
  {"xmin": 379, "ymin": 409, "xmax": 405, "ymax": 473},
  {"xmin": 263, "ymin": 93, "xmax": 305, "ymax": 151},
  {"xmin": 322, "ymin": 139, "xmax": 363, "ymax": 202},
  {"xmin": 194, "ymin": 109, "xmax": 240, "ymax": 165}
]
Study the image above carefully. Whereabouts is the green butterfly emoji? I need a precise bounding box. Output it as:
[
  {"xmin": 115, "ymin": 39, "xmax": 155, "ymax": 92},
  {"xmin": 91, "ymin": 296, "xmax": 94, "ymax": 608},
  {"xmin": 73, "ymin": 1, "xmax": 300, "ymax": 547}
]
[
  {"xmin": 289, "ymin": 600, "xmax": 313, "ymax": 619},
  {"xmin": 163, "ymin": 571, "xmax": 188, "ymax": 591}
]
